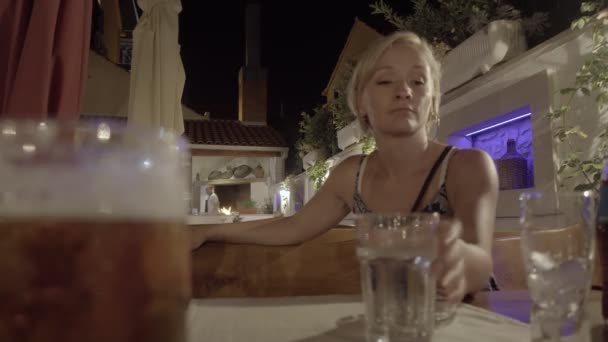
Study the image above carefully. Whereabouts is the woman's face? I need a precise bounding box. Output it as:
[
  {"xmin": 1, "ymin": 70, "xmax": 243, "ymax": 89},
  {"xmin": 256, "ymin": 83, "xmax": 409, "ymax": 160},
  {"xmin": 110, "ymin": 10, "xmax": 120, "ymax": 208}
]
[{"xmin": 359, "ymin": 43, "xmax": 434, "ymax": 138}]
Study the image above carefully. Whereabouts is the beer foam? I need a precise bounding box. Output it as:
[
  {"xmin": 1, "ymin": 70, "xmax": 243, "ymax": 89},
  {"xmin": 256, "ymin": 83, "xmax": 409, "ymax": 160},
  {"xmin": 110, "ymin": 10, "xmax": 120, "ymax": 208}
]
[{"xmin": 0, "ymin": 120, "xmax": 188, "ymax": 221}]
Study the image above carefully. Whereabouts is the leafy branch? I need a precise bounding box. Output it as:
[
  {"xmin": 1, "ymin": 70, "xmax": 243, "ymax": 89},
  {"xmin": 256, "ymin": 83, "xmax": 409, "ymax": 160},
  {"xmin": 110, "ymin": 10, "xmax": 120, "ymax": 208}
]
[
  {"xmin": 327, "ymin": 59, "xmax": 377, "ymax": 156},
  {"xmin": 328, "ymin": 60, "xmax": 357, "ymax": 131},
  {"xmin": 295, "ymin": 104, "xmax": 339, "ymax": 188},
  {"xmin": 370, "ymin": 0, "xmax": 407, "ymax": 30},
  {"xmin": 308, "ymin": 159, "xmax": 330, "ymax": 190},
  {"xmin": 549, "ymin": 1, "xmax": 608, "ymax": 193},
  {"xmin": 298, "ymin": 59, "xmax": 374, "ymax": 189},
  {"xmin": 370, "ymin": 0, "xmax": 548, "ymax": 56},
  {"xmin": 296, "ymin": 105, "xmax": 339, "ymax": 159},
  {"xmin": 361, "ymin": 134, "xmax": 377, "ymax": 155}
]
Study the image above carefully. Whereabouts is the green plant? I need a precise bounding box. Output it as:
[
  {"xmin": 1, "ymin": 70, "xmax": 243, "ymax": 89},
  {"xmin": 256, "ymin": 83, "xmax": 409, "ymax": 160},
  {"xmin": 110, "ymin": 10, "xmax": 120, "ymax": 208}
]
[
  {"xmin": 328, "ymin": 60, "xmax": 357, "ymax": 131},
  {"xmin": 308, "ymin": 159, "xmax": 330, "ymax": 190},
  {"xmin": 296, "ymin": 105, "xmax": 340, "ymax": 180},
  {"xmin": 361, "ymin": 134, "xmax": 377, "ymax": 155},
  {"xmin": 296, "ymin": 105, "xmax": 339, "ymax": 159},
  {"xmin": 281, "ymin": 174, "xmax": 295, "ymax": 190},
  {"xmin": 370, "ymin": 0, "xmax": 549, "ymax": 56},
  {"xmin": 548, "ymin": 1, "xmax": 608, "ymax": 193},
  {"xmin": 243, "ymin": 199, "xmax": 257, "ymax": 208}
]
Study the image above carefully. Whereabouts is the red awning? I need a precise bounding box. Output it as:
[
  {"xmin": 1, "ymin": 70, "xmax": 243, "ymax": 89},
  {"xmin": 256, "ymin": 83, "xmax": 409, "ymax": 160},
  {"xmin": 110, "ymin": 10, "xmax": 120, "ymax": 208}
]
[{"xmin": 0, "ymin": 0, "xmax": 92, "ymax": 121}]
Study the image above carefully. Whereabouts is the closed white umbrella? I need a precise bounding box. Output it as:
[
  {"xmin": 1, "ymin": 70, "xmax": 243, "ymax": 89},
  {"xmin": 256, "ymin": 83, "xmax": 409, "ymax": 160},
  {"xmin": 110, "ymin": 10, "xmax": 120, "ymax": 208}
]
[{"xmin": 128, "ymin": 0, "xmax": 185, "ymax": 134}]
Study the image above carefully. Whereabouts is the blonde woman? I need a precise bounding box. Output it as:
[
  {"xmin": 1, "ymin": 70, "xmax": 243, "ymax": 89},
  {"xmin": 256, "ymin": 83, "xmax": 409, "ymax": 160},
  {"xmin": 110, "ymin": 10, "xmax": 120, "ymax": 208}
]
[{"xmin": 191, "ymin": 31, "xmax": 499, "ymax": 303}]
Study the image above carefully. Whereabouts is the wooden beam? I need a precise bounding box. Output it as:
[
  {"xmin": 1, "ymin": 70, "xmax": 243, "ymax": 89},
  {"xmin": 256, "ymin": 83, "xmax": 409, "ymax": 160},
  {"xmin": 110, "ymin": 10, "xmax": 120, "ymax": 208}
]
[{"xmin": 190, "ymin": 148, "xmax": 282, "ymax": 157}]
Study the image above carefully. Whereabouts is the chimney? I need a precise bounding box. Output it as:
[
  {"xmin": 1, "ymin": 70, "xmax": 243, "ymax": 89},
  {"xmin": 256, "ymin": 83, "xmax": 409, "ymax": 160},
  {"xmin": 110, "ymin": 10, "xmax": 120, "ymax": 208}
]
[
  {"xmin": 244, "ymin": 3, "xmax": 261, "ymax": 67},
  {"xmin": 238, "ymin": 3, "xmax": 267, "ymax": 125}
]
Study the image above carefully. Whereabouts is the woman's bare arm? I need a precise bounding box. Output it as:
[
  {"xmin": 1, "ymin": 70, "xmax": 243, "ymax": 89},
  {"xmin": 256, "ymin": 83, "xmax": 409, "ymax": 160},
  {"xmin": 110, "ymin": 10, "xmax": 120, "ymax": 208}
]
[
  {"xmin": 446, "ymin": 149, "xmax": 498, "ymax": 293},
  {"xmin": 191, "ymin": 157, "xmax": 359, "ymax": 248}
]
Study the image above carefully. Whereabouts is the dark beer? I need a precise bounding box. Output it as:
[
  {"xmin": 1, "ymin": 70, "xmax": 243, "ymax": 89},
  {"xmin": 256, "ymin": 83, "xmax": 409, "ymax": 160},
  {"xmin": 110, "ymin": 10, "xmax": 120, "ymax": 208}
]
[
  {"xmin": 0, "ymin": 220, "xmax": 191, "ymax": 342},
  {"xmin": 0, "ymin": 120, "xmax": 191, "ymax": 341}
]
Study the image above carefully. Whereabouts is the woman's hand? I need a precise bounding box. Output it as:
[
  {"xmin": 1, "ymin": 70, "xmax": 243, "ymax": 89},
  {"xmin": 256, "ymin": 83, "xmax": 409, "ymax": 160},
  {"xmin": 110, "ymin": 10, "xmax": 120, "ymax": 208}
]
[
  {"xmin": 191, "ymin": 227, "xmax": 208, "ymax": 250},
  {"xmin": 435, "ymin": 219, "xmax": 467, "ymax": 304}
]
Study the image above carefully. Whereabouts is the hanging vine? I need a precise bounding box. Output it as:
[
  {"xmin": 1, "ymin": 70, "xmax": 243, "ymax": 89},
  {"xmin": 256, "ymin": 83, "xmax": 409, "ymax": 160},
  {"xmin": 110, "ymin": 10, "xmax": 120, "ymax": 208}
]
[{"xmin": 548, "ymin": 1, "xmax": 608, "ymax": 193}]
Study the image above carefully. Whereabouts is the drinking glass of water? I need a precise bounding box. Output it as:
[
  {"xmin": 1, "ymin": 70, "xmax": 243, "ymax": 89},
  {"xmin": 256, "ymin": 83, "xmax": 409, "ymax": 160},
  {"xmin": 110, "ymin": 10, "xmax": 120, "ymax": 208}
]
[
  {"xmin": 356, "ymin": 213, "xmax": 440, "ymax": 342},
  {"xmin": 520, "ymin": 191, "xmax": 596, "ymax": 342}
]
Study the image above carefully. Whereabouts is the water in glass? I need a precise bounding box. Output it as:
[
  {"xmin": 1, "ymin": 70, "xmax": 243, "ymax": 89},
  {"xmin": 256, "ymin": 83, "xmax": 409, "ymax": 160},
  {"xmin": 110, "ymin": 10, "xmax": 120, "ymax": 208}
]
[
  {"xmin": 356, "ymin": 213, "xmax": 439, "ymax": 342},
  {"xmin": 520, "ymin": 191, "xmax": 596, "ymax": 342}
]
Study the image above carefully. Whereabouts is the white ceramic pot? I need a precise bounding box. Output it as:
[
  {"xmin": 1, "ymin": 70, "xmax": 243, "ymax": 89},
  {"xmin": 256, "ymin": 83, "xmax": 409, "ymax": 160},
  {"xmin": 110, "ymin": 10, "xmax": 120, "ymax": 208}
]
[
  {"xmin": 441, "ymin": 20, "xmax": 527, "ymax": 94},
  {"xmin": 337, "ymin": 121, "xmax": 363, "ymax": 150},
  {"xmin": 302, "ymin": 149, "xmax": 321, "ymax": 170}
]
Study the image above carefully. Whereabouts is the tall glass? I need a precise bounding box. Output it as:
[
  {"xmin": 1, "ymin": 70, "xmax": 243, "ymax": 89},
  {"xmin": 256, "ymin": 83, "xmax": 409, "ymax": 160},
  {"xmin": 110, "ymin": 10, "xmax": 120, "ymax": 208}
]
[
  {"xmin": 0, "ymin": 120, "xmax": 191, "ymax": 342},
  {"xmin": 520, "ymin": 191, "xmax": 596, "ymax": 342},
  {"xmin": 356, "ymin": 213, "xmax": 440, "ymax": 342}
]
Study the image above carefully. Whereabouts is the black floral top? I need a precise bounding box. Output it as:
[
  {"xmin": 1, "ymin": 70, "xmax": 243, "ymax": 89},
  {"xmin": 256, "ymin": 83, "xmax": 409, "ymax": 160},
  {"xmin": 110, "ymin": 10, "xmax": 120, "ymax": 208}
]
[
  {"xmin": 351, "ymin": 147, "xmax": 499, "ymax": 291},
  {"xmin": 353, "ymin": 183, "xmax": 450, "ymax": 215}
]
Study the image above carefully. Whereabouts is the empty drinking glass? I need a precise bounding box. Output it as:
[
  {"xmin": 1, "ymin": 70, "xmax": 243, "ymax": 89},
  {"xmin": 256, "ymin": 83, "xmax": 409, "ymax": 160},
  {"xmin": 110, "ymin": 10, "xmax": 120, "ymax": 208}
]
[{"xmin": 520, "ymin": 191, "xmax": 596, "ymax": 342}]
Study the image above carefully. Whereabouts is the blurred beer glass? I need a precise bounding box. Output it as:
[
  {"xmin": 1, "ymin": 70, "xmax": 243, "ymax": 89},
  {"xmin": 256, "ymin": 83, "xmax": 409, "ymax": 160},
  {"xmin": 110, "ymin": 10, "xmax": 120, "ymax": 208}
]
[{"xmin": 0, "ymin": 120, "xmax": 191, "ymax": 342}]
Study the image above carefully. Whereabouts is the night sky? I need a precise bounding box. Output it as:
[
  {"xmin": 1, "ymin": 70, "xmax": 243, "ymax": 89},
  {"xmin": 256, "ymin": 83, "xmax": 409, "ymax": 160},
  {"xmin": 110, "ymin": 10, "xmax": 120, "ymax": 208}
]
[
  {"xmin": 179, "ymin": 1, "xmax": 399, "ymax": 120},
  {"xmin": 177, "ymin": 0, "xmax": 579, "ymax": 173},
  {"xmin": 178, "ymin": 0, "xmax": 406, "ymax": 172}
]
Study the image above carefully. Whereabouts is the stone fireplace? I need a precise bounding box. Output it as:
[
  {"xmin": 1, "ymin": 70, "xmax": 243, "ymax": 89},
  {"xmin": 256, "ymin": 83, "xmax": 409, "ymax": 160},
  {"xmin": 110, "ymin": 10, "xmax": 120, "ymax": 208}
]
[
  {"xmin": 214, "ymin": 183, "xmax": 252, "ymax": 212},
  {"xmin": 186, "ymin": 2, "xmax": 289, "ymax": 216},
  {"xmin": 191, "ymin": 154, "xmax": 284, "ymax": 214}
]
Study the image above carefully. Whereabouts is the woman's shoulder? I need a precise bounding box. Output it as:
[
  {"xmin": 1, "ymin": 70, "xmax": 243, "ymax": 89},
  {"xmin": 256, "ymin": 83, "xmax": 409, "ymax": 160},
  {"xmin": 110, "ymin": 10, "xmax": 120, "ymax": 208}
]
[
  {"xmin": 449, "ymin": 148, "xmax": 494, "ymax": 170},
  {"xmin": 453, "ymin": 147, "xmax": 492, "ymax": 163},
  {"xmin": 324, "ymin": 154, "xmax": 367, "ymax": 195},
  {"xmin": 329, "ymin": 154, "xmax": 367, "ymax": 178},
  {"xmin": 447, "ymin": 148, "xmax": 498, "ymax": 187}
]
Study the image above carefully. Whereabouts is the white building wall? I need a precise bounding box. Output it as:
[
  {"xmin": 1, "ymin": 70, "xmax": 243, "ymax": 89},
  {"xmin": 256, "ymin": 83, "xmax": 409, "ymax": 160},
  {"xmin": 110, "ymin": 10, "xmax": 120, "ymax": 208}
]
[
  {"xmin": 191, "ymin": 156, "xmax": 272, "ymax": 183},
  {"xmin": 438, "ymin": 28, "xmax": 598, "ymax": 230},
  {"xmin": 250, "ymin": 181, "xmax": 269, "ymax": 210},
  {"xmin": 83, "ymin": 51, "xmax": 203, "ymax": 119}
]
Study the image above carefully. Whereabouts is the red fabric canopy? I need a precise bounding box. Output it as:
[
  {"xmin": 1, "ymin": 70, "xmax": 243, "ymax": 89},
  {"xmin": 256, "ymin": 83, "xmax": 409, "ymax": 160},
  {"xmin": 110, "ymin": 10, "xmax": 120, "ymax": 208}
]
[{"xmin": 0, "ymin": 0, "xmax": 92, "ymax": 121}]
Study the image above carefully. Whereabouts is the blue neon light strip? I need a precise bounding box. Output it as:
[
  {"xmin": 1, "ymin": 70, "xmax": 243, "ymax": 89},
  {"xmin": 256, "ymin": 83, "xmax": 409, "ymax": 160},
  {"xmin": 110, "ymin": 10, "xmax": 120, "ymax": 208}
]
[{"xmin": 465, "ymin": 113, "xmax": 532, "ymax": 137}]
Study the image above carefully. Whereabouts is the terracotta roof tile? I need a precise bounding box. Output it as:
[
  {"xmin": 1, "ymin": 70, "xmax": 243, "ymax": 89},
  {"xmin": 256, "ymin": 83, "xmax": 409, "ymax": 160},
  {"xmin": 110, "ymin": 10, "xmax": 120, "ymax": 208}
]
[
  {"xmin": 185, "ymin": 119, "xmax": 286, "ymax": 147},
  {"xmin": 80, "ymin": 116, "xmax": 287, "ymax": 148}
]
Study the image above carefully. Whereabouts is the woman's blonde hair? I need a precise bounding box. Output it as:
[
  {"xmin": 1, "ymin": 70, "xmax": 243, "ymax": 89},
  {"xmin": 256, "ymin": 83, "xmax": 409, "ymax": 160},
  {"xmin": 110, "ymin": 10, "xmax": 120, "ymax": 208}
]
[{"xmin": 346, "ymin": 31, "xmax": 442, "ymax": 133}]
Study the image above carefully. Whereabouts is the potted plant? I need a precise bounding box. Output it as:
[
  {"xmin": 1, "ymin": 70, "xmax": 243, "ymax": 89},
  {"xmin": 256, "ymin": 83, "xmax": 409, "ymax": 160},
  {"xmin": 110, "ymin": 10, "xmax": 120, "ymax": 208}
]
[
  {"xmin": 371, "ymin": 0, "xmax": 549, "ymax": 93},
  {"xmin": 237, "ymin": 199, "xmax": 258, "ymax": 214},
  {"xmin": 296, "ymin": 105, "xmax": 339, "ymax": 183},
  {"xmin": 325, "ymin": 60, "xmax": 365, "ymax": 151},
  {"xmin": 370, "ymin": 0, "xmax": 549, "ymax": 57}
]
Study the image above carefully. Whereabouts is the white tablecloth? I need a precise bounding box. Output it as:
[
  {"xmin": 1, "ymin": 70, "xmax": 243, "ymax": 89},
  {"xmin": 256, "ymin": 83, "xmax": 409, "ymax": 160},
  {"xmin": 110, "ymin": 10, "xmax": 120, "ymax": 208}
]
[{"xmin": 187, "ymin": 295, "xmax": 530, "ymax": 341}]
